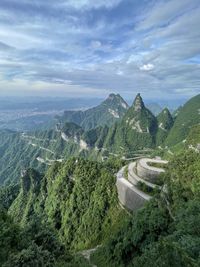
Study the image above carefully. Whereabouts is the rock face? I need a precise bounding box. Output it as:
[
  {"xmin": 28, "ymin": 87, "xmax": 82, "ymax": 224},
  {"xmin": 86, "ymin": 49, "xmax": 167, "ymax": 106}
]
[
  {"xmin": 59, "ymin": 93, "xmax": 129, "ymax": 130},
  {"xmin": 133, "ymin": 93, "xmax": 145, "ymax": 112},
  {"xmin": 124, "ymin": 93, "xmax": 157, "ymax": 134}
]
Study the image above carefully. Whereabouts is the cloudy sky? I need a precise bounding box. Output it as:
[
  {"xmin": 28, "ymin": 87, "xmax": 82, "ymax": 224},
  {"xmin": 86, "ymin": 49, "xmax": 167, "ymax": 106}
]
[{"xmin": 0, "ymin": 0, "xmax": 199, "ymax": 99}]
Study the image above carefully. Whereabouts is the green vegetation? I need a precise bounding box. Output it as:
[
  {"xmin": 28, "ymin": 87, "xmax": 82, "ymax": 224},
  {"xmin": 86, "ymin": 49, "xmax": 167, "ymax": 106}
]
[
  {"xmin": 0, "ymin": 130, "xmax": 44, "ymax": 185},
  {"xmin": 124, "ymin": 165, "xmax": 128, "ymax": 179},
  {"xmin": 1, "ymin": 93, "xmax": 200, "ymax": 266},
  {"xmin": 103, "ymin": 94, "xmax": 158, "ymax": 152},
  {"xmin": 7, "ymin": 158, "xmax": 125, "ymax": 251},
  {"xmin": 147, "ymin": 161, "xmax": 166, "ymax": 169},
  {"xmin": 166, "ymin": 94, "xmax": 200, "ymax": 146},
  {"xmin": 0, "ymin": 157, "xmax": 126, "ymax": 266},
  {"xmin": 156, "ymin": 108, "xmax": 174, "ymax": 145},
  {"xmin": 136, "ymin": 181, "xmax": 159, "ymax": 196},
  {"xmin": 92, "ymin": 150, "xmax": 200, "ymax": 267},
  {"xmin": 186, "ymin": 124, "xmax": 200, "ymax": 147},
  {"xmin": 0, "ymin": 207, "xmax": 90, "ymax": 267},
  {"xmin": 0, "ymin": 128, "xmax": 200, "ymax": 266},
  {"xmin": 1, "ymin": 94, "xmax": 199, "ymax": 186}
]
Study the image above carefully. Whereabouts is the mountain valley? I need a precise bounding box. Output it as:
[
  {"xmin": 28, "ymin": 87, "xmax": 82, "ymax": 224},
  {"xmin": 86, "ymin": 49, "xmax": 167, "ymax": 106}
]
[{"xmin": 0, "ymin": 92, "xmax": 199, "ymax": 267}]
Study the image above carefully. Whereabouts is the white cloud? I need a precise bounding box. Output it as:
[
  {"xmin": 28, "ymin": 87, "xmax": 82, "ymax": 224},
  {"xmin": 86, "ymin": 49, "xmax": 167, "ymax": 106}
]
[
  {"xmin": 91, "ymin": 40, "xmax": 102, "ymax": 49},
  {"xmin": 62, "ymin": 0, "xmax": 122, "ymax": 10},
  {"xmin": 136, "ymin": 0, "xmax": 199, "ymax": 30},
  {"xmin": 0, "ymin": 0, "xmax": 199, "ymax": 99},
  {"xmin": 0, "ymin": 77, "xmax": 110, "ymax": 97},
  {"xmin": 140, "ymin": 63, "xmax": 154, "ymax": 71}
]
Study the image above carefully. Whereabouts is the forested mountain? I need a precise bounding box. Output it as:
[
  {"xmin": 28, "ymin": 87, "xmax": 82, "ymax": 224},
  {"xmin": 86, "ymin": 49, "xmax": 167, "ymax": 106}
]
[
  {"xmin": 102, "ymin": 93, "xmax": 158, "ymax": 152},
  {"xmin": 92, "ymin": 150, "xmax": 200, "ymax": 267},
  {"xmin": 58, "ymin": 93, "xmax": 129, "ymax": 130},
  {"xmin": 166, "ymin": 94, "xmax": 200, "ymax": 146},
  {"xmin": 0, "ymin": 93, "xmax": 200, "ymax": 266},
  {"xmin": 1, "ymin": 147, "xmax": 200, "ymax": 266},
  {"xmin": 0, "ymin": 157, "xmax": 124, "ymax": 266},
  {"xmin": 186, "ymin": 124, "xmax": 200, "ymax": 150},
  {"xmin": 0, "ymin": 93, "xmax": 196, "ymax": 185},
  {"xmin": 156, "ymin": 108, "xmax": 174, "ymax": 145}
]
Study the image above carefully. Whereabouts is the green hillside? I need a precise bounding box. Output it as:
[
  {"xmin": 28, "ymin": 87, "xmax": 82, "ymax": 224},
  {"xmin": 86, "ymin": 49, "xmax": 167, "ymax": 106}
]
[
  {"xmin": 186, "ymin": 124, "xmax": 200, "ymax": 148},
  {"xmin": 156, "ymin": 108, "xmax": 174, "ymax": 145},
  {"xmin": 7, "ymin": 158, "xmax": 124, "ymax": 247},
  {"xmin": 103, "ymin": 93, "xmax": 158, "ymax": 152},
  {"xmin": 92, "ymin": 150, "xmax": 200, "ymax": 267},
  {"xmin": 1, "ymin": 148, "xmax": 200, "ymax": 266},
  {"xmin": 0, "ymin": 94, "xmax": 199, "ymax": 186},
  {"xmin": 166, "ymin": 94, "xmax": 200, "ymax": 146},
  {"xmin": 0, "ymin": 130, "xmax": 44, "ymax": 185}
]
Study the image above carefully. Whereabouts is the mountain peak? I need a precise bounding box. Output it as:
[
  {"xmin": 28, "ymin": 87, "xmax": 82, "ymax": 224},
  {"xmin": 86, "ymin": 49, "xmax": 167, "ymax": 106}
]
[
  {"xmin": 158, "ymin": 108, "xmax": 173, "ymax": 121},
  {"xmin": 162, "ymin": 107, "xmax": 171, "ymax": 114},
  {"xmin": 107, "ymin": 93, "xmax": 122, "ymax": 101},
  {"xmin": 108, "ymin": 93, "xmax": 116, "ymax": 99},
  {"xmin": 105, "ymin": 93, "xmax": 129, "ymax": 109},
  {"xmin": 133, "ymin": 93, "xmax": 145, "ymax": 111}
]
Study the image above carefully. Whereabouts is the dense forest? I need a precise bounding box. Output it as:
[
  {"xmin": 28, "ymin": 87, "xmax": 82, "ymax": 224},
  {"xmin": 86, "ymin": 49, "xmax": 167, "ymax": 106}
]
[
  {"xmin": 92, "ymin": 151, "xmax": 200, "ymax": 266},
  {"xmin": 0, "ymin": 93, "xmax": 199, "ymax": 266},
  {"xmin": 0, "ymin": 149, "xmax": 200, "ymax": 266},
  {"xmin": 0, "ymin": 157, "xmax": 125, "ymax": 266}
]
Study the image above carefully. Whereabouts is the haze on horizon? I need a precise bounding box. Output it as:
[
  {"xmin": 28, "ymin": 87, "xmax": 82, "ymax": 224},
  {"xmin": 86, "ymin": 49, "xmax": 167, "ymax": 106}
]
[{"xmin": 0, "ymin": 0, "xmax": 199, "ymax": 100}]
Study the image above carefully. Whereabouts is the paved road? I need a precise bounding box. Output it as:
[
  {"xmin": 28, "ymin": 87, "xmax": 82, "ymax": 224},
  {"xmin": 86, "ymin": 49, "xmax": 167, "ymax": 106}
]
[
  {"xmin": 139, "ymin": 158, "xmax": 168, "ymax": 172},
  {"xmin": 128, "ymin": 162, "xmax": 161, "ymax": 189}
]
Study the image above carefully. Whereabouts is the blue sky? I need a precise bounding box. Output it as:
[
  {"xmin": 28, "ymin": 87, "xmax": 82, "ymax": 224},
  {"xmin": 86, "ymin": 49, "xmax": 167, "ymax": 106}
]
[{"xmin": 0, "ymin": 0, "xmax": 199, "ymax": 100}]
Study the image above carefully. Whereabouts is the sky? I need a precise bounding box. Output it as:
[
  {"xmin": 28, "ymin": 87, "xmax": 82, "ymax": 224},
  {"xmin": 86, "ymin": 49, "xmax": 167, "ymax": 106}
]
[{"xmin": 0, "ymin": 0, "xmax": 199, "ymax": 100}]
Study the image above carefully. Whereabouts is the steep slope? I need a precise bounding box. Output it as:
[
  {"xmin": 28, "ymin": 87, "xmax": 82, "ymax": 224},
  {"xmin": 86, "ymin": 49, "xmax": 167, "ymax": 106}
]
[
  {"xmin": 92, "ymin": 150, "xmax": 200, "ymax": 267},
  {"xmin": 0, "ymin": 94, "xmax": 157, "ymax": 185},
  {"xmin": 0, "ymin": 130, "xmax": 44, "ymax": 185},
  {"xmin": 8, "ymin": 158, "xmax": 124, "ymax": 251},
  {"xmin": 2, "ymin": 93, "xmax": 196, "ymax": 185},
  {"xmin": 156, "ymin": 108, "xmax": 174, "ymax": 145},
  {"xmin": 59, "ymin": 94, "xmax": 129, "ymax": 130},
  {"xmin": 186, "ymin": 124, "xmax": 200, "ymax": 151},
  {"xmin": 0, "ymin": 127, "xmax": 82, "ymax": 185},
  {"xmin": 166, "ymin": 94, "xmax": 200, "ymax": 146},
  {"xmin": 3, "ymin": 147, "xmax": 200, "ymax": 267},
  {"xmin": 103, "ymin": 94, "xmax": 157, "ymax": 153}
]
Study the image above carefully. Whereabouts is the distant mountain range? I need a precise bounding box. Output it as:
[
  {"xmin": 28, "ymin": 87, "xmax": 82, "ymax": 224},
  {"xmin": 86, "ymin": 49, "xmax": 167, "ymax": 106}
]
[
  {"xmin": 1, "ymin": 93, "xmax": 199, "ymax": 267},
  {"xmin": 58, "ymin": 93, "xmax": 129, "ymax": 130},
  {"xmin": 0, "ymin": 93, "xmax": 199, "ymax": 185},
  {"xmin": 146, "ymin": 103, "xmax": 163, "ymax": 115}
]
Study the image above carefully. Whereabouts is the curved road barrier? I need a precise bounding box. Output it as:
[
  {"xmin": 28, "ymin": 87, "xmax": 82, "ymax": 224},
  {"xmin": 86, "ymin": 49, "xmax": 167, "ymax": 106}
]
[
  {"xmin": 137, "ymin": 158, "xmax": 168, "ymax": 183},
  {"xmin": 116, "ymin": 157, "xmax": 168, "ymax": 211}
]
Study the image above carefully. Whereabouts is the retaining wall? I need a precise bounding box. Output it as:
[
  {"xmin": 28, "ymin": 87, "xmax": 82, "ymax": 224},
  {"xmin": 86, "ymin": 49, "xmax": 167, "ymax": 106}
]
[
  {"xmin": 116, "ymin": 177, "xmax": 149, "ymax": 211},
  {"xmin": 137, "ymin": 158, "xmax": 168, "ymax": 183}
]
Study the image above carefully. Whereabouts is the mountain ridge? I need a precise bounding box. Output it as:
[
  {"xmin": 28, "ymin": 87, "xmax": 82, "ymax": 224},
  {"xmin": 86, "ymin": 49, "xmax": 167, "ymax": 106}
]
[{"xmin": 59, "ymin": 93, "xmax": 129, "ymax": 130}]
